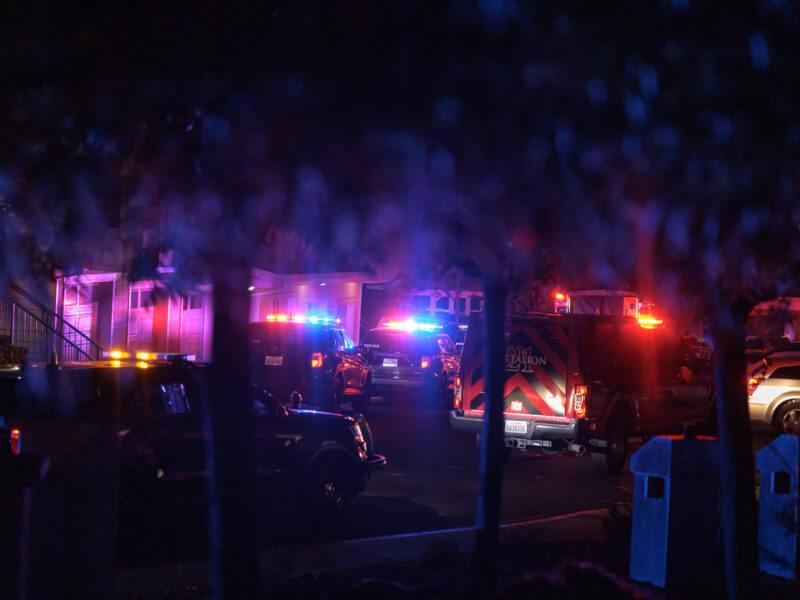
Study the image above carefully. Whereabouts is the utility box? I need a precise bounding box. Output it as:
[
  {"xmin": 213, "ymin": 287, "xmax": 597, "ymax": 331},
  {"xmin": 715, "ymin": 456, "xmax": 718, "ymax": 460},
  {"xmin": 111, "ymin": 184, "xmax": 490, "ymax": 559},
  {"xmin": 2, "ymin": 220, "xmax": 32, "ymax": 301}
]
[
  {"xmin": 629, "ymin": 430, "xmax": 721, "ymax": 589},
  {"xmin": 756, "ymin": 434, "xmax": 800, "ymax": 580}
]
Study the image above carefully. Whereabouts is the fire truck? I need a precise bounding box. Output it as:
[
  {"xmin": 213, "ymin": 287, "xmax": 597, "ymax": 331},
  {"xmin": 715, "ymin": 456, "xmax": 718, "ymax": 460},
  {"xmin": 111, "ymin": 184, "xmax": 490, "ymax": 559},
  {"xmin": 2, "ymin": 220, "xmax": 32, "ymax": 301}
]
[{"xmin": 449, "ymin": 312, "xmax": 714, "ymax": 474}]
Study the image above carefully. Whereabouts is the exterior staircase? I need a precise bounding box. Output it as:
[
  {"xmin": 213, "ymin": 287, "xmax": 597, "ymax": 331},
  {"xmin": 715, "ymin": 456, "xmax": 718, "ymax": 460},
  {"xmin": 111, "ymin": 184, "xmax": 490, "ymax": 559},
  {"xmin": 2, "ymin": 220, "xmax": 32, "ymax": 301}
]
[{"xmin": 0, "ymin": 283, "xmax": 104, "ymax": 364}]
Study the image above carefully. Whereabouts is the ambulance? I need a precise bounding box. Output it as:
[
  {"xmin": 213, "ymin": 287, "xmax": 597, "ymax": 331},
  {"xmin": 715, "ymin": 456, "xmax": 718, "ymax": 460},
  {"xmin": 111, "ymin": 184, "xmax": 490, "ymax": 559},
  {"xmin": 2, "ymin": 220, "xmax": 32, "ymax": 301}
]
[{"xmin": 449, "ymin": 312, "xmax": 714, "ymax": 473}]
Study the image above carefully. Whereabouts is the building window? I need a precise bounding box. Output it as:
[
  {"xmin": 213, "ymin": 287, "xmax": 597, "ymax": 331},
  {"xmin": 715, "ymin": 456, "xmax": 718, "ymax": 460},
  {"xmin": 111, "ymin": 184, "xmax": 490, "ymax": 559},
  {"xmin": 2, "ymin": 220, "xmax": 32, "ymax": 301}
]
[
  {"xmin": 66, "ymin": 285, "xmax": 78, "ymax": 306},
  {"xmin": 66, "ymin": 284, "xmax": 94, "ymax": 306},
  {"xmin": 307, "ymin": 302, "xmax": 319, "ymax": 315},
  {"xmin": 470, "ymin": 297, "xmax": 484, "ymax": 313},
  {"xmin": 458, "ymin": 297, "xmax": 467, "ymax": 314},
  {"xmin": 183, "ymin": 293, "xmax": 202, "ymax": 310},
  {"xmin": 133, "ymin": 289, "xmax": 155, "ymax": 309},
  {"xmin": 141, "ymin": 289, "xmax": 155, "ymax": 308},
  {"xmin": 78, "ymin": 284, "xmax": 94, "ymax": 305},
  {"xmin": 190, "ymin": 294, "xmax": 202, "ymax": 310},
  {"xmin": 436, "ymin": 296, "xmax": 450, "ymax": 311}
]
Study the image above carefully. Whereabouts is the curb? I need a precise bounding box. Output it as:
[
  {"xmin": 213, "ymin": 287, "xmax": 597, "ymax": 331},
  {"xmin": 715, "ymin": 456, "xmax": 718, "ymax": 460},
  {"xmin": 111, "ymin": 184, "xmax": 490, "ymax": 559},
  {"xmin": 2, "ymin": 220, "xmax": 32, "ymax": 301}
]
[
  {"xmin": 115, "ymin": 508, "xmax": 611, "ymax": 595},
  {"xmin": 263, "ymin": 508, "xmax": 610, "ymax": 576}
]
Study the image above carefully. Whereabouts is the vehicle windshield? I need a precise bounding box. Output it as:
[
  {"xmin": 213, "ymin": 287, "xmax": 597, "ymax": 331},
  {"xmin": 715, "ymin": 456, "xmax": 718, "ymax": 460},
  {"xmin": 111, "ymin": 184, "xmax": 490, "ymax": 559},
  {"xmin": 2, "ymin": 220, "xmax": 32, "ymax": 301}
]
[{"xmin": 362, "ymin": 330, "xmax": 437, "ymax": 356}]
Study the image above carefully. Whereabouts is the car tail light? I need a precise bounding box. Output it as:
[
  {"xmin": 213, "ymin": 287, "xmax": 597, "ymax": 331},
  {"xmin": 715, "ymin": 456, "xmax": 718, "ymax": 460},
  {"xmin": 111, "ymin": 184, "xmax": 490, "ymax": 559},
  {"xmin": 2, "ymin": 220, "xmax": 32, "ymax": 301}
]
[
  {"xmin": 454, "ymin": 375, "xmax": 462, "ymax": 409},
  {"xmin": 10, "ymin": 429, "xmax": 20, "ymax": 455},
  {"xmin": 311, "ymin": 352, "xmax": 323, "ymax": 368},
  {"xmin": 747, "ymin": 377, "xmax": 762, "ymax": 396},
  {"xmin": 421, "ymin": 356, "xmax": 431, "ymax": 369},
  {"xmin": 574, "ymin": 385, "xmax": 588, "ymax": 419}
]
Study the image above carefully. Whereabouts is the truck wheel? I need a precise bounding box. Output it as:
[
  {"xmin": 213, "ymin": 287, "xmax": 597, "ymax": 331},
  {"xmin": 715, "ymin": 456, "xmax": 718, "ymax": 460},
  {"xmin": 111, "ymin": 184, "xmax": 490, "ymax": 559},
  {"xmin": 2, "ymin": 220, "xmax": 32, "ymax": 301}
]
[
  {"xmin": 774, "ymin": 400, "xmax": 800, "ymax": 435},
  {"xmin": 304, "ymin": 455, "xmax": 353, "ymax": 515},
  {"xmin": 591, "ymin": 415, "xmax": 628, "ymax": 475}
]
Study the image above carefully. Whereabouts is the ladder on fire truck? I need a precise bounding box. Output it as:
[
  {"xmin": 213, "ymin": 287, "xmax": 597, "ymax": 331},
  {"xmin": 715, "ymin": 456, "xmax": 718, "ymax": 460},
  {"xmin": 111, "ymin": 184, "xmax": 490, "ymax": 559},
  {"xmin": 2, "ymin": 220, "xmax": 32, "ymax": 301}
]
[{"xmin": 0, "ymin": 283, "xmax": 104, "ymax": 364}]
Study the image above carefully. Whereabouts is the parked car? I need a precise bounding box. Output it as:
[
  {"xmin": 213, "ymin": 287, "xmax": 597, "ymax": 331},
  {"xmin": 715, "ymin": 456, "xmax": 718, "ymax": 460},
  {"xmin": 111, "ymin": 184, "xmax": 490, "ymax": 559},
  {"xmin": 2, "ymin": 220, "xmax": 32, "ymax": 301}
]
[
  {"xmin": 249, "ymin": 315, "xmax": 371, "ymax": 414},
  {"xmin": 748, "ymin": 357, "xmax": 800, "ymax": 435},
  {"xmin": 0, "ymin": 354, "xmax": 386, "ymax": 523},
  {"xmin": 360, "ymin": 318, "xmax": 461, "ymax": 409},
  {"xmin": 763, "ymin": 341, "xmax": 800, "ymax": 361}
]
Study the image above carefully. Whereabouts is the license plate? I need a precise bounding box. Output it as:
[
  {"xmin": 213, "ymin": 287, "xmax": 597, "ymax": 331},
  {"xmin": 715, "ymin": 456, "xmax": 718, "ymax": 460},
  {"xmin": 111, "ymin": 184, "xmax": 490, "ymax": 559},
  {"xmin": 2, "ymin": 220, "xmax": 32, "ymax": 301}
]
[
  {"xmin": 264, "ymin": 355, "xmax": 283, "ymax": 366},
  {"xmin": 504, "ymin": 420, "xmax": 527, "ymax": 434},
  {"xmin": 382, "ymin": 358, "xmax": 398, "ymax": 367}
]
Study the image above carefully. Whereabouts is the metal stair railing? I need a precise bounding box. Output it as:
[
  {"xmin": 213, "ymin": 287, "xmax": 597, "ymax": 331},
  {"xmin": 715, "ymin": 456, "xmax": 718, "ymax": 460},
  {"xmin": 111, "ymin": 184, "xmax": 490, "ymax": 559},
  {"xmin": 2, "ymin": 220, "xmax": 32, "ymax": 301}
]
[{"xmin": 1, "ymin": 284, "xmax": 104, "ymax": 363}]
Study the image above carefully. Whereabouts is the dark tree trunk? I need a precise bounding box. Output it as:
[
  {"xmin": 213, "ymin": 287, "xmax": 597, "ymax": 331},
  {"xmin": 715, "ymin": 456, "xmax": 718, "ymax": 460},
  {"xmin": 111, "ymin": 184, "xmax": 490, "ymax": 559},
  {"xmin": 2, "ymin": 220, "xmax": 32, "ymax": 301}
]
[
  {"xmin": 710, "ymin": 304, "xmax": 759, "ymax": 600},
  {"xmin": 473, "ymin": 277, "xmax": 507, "ymax": 597},
  {"xmin": 206, "ymin": 259, "xmax": 258, "ymax": 599}
]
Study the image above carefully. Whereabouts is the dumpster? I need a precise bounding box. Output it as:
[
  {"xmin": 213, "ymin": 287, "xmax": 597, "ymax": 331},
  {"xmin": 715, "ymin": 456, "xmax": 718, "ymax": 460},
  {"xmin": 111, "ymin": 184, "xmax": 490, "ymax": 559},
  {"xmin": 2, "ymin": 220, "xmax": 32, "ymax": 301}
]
[
  {"xmin": 629, "ymin": 427, "xmax": 721, "ymax": 588},
  {"xmin": 756, "ymin": 434, "xmax": 800, "ymax": 581}
]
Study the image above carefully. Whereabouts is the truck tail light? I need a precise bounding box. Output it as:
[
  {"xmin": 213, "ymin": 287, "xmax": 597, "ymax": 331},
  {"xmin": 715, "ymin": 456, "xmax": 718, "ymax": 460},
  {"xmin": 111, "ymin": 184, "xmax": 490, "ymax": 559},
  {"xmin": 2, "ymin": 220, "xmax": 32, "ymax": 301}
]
[
  {"xmin": 421, "ymin": 356, "xmax": 431, "ymax": 369},
  {"xmin": 454, "ymin": 375, "xmax": 462, "ymax": 409},
  {"xmin": 311, "ymin": 352, "xmax": 323, "ymax": 368},
  {"xmin": 574, "ymin": 385, "xmax": 588, "ymax": 419},
  {"xmin": 10, "ymin": 429, "xmax": 20, "ymax": 455},
  {"xmin": 747, "ymin": 377, "xmax": 762, "ymax": 396}
]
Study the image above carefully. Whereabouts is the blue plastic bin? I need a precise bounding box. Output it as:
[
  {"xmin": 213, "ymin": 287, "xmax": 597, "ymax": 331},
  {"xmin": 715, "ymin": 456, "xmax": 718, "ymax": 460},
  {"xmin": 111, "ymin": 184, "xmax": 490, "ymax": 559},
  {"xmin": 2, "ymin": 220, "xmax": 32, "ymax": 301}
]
[
  {"xmin": 629, "ymin": 430, "xmax": 721, "ymax": 588},
  {"xmin": 756, "ymin": 434, "xmax": 800, "ymax": 581}
]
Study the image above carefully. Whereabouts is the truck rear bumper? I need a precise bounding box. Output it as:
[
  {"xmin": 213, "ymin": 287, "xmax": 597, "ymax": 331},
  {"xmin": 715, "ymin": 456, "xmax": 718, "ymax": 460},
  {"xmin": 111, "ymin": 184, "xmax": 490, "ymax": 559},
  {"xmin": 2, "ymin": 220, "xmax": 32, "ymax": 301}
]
[{"xmin": 449, "ymin": 410, "xmax": 579, "ymax": 440}]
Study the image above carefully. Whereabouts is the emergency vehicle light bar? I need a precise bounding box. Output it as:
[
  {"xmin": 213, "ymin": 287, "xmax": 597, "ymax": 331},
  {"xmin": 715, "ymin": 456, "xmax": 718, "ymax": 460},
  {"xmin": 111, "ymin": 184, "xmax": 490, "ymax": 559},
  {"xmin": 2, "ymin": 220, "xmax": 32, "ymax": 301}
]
[
  {"xmin": 380, "ymin": 319, "xmax": 443, "ymax": 332},
  {"xmin": 135, "ymin": 351, "xmax": 192, "ymax": 361},
  {"xmin": 637, "ymin": 316, "xmax": 664, "ymax": 329},
  {"xmin": 265, "ymin": 314, "xmax": 340, "ymax": 325}
]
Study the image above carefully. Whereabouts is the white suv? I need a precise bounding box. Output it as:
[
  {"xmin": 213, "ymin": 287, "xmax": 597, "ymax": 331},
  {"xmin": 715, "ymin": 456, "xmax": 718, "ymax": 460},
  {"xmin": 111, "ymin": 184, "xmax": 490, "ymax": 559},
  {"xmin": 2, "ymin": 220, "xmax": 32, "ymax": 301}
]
[{"xmin": 748, "ymin": 358, "xmax": 800, "ymax": 434}]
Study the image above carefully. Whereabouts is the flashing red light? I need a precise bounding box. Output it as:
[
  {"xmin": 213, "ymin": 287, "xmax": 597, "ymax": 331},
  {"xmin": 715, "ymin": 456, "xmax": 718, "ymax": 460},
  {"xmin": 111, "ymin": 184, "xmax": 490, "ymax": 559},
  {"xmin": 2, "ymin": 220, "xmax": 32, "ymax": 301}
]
[
  {"xmin": 10, "ymin": 429, "xmax": 20, "ymax": 455},
  {"xmin": 574, "ymin": 385, "xmax": 588, "ymax": 418},
  {"xmin": 421, "ymin": 356, "xmax": 431, "ymax": 369},
  {"xmin": 311, "ymin": 352, "xmax": 323, "ymax": 368},
  {"xmin": 454, "ymin": 375, "xmax": 462, "ymax": 409},
  {"xmin": 555, "ymin": 293, "xmax": 565, "ymax": 300},
  {"xmin": 747, "ymin": 377, "xmax": 762, "ymax": 396}
]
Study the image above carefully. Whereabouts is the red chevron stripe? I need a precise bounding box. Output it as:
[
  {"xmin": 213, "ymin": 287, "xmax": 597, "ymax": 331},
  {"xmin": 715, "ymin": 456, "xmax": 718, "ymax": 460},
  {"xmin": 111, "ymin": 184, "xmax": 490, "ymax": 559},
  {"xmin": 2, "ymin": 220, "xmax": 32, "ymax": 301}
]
[
  {"xmin": 467, "ymin": 375, "xmax": 485, "ymax": 406},
  {"xmin": 504, "ymin": 373, "xmax": 555, "ymax": 416},
  {"xmin": 525, "ymin": 327, "xmax": 567, "ymax": 378}
]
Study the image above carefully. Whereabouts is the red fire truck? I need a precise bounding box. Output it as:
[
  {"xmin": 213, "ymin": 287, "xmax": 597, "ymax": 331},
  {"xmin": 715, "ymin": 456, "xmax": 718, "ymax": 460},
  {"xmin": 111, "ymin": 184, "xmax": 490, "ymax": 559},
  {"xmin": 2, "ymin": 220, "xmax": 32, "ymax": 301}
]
[{"xmin": 449, "ymin": 312, "xmax": 714, "ymax": 473}]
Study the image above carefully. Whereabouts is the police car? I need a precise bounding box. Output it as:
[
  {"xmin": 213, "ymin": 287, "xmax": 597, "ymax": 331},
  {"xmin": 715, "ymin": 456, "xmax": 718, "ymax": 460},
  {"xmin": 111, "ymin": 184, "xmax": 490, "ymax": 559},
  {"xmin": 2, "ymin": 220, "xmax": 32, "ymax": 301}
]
[
  {"xmin": 360, "ymin": 318, "xmax": 461, "ymax": 409},
  {"xmin": 249, "ymin": 315, "xmax": 371, "ymax": 414},
  {"xmin": 0, "ymin": 352, "xmax": 386, "ymax": 526}
]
